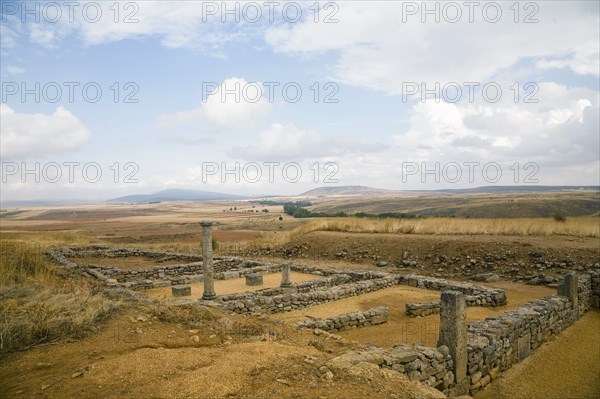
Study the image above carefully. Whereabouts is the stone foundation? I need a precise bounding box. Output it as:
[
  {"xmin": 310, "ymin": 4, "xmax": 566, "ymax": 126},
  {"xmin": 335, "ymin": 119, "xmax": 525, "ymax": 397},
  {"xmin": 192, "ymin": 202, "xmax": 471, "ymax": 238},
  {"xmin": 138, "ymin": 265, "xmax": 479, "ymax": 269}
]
[
  {"xmin": 171, "ymin": 285, "xmax": 191, "ymax": 297},
  {"xmin": 245, "ymin": 273, "xmax": 264, "ymax": 286},
  {"xmin": 298, "ymin": 306, "xmax": 389, "ymax": 332}
]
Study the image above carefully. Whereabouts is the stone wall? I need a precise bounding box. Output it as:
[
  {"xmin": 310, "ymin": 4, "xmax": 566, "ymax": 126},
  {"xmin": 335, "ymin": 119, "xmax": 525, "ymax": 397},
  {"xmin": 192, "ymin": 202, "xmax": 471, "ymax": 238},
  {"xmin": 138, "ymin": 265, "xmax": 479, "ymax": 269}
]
[
  {"xmin": 326, "ymin": 344, "xmax": 455, "ymax": 393},
  {"xmin": 405, "ymin": 301, "xmax": 440, "ymax": 317},
  {"xmin": 327, "ymin": 271, "xmax": 596, "ymax": 397},
  {"xmin": 398, "ymin": 274, "xmax": 507, "ymax": 307},
  {"xmin": 466, "ymin": 295, "xmax": 575, "ymax": 395},
  {"xmin": 220, "ymin": 276, "xmax": 398, "ymax": 314},
  {"xmin": 297, "ymin": 307, "xmax": 388, "ymax": 332},
  {"xmin": 464, "ymin": 271, "xmax": 595, "ymax": 395},
  {"xmin": 590, "ymin": 270, "xmax": 600, "ymax": 308},
  {"xmin": 47, "ymin": 247, "xmax": 283, "ymax": 290},
  {"xmin": 578, "ymin": 273, "xmax": 592, "ymax": 314},
  {"xmin": 402, "ymin": 274, "xmax": 508, "ymax": 317}
]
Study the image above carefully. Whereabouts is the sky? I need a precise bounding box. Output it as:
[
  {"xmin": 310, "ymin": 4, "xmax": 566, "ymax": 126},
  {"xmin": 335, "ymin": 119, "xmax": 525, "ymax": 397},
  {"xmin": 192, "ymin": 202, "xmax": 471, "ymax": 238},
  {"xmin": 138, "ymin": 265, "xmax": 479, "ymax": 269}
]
[{"xmin": 1, "ymin": 0, "xmax": 599, "ymax": 201}]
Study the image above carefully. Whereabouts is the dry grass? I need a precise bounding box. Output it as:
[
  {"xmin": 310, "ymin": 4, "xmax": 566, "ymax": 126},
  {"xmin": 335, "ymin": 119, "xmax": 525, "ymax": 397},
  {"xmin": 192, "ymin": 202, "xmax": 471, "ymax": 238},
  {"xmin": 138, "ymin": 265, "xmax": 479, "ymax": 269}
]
[
  {"xmin": 0, "ymin": 288, "xmax": 119, "ymax": 356},
  {"xmin": 222, "ymin": 216, "xmax": 599, "ymax": 251},
  {"xmin": 277, "ymin": 216, "xmax": 600, "ymax": 240},
  {"xmin": 0, "ymin": 238, "xmax": 120, "ymax": 357}
]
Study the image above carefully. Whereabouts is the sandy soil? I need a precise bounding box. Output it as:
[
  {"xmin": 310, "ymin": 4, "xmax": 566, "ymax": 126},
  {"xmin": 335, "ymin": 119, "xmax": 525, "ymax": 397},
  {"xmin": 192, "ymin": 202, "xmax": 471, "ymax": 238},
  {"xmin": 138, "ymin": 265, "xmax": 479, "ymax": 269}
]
[
  {"xmin": 0, "ymin": 310, "xmax": 442, "ymax": 399},
  {"xmin": 475, "ymin": 310, "xmax": 600, "ymax": 399},
  {"xmin": 144, "ymin": 272, "xmax": 323, "ymax": 300}
]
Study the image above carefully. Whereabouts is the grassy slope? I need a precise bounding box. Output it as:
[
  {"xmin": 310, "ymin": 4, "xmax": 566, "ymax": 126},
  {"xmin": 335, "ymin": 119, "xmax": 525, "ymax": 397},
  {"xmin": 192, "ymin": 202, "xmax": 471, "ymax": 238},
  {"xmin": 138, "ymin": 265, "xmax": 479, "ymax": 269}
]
[{"xmin": 309, "ymin": 192, "xmax": 600, "ymax": 218}]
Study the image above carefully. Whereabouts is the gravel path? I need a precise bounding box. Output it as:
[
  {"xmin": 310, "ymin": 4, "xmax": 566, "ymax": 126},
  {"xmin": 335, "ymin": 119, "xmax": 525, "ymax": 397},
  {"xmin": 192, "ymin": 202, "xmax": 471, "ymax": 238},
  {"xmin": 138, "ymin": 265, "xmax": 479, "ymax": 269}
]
[{"xmin": 475, "ymin": 310, "xmax": 600, "ymax": 399}]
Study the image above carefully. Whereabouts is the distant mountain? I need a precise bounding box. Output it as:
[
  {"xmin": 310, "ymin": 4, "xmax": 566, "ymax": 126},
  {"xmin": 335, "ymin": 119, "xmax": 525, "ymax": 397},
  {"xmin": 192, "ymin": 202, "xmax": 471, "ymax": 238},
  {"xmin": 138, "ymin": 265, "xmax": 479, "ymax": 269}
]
[
  {"xmin": 106, "ymin": 189, "xmax": 246, "ymax": 203},
  {"xmin": 300, "ymin": 186, "xmax": 397, "ymax": 196}
]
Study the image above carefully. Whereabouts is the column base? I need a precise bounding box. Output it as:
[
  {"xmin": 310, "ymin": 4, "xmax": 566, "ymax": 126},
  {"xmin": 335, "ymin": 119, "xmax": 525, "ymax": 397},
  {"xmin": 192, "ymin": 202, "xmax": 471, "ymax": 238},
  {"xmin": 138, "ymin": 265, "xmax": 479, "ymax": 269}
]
[
  {"xmin": 280, "ymin": 283, "xmax": 292, "ymax": 288},
  {"xmin": 202, "ymin": 293, "xmax": 217, "ymax": 301}
]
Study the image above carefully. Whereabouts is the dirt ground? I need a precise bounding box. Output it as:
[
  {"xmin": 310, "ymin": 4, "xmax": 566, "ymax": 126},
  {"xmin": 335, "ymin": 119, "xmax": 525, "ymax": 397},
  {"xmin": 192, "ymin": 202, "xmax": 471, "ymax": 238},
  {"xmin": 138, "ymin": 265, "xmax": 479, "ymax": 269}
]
[{"xmin": 0, "ymin": 309, "xmax": 443, "ymax": 399}]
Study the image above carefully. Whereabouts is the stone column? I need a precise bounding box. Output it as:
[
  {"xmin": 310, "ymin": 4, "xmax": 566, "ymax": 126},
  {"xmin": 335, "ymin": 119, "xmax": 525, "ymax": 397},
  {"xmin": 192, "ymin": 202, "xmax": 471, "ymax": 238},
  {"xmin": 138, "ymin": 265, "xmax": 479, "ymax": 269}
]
[
  {"xmin": 201, "ymin": 221, "xmax": 216, "ymax": 300},
  {"xmin": 558, "ymin": 272, "xmax": 579, "ymax": 320},
  {"xmin": 438, "ymin": 290, "xmax": 468, "ymax": 396},
  {"xmin": 280, "ymin": 263, "xmax": 292, "ymax": 288}
]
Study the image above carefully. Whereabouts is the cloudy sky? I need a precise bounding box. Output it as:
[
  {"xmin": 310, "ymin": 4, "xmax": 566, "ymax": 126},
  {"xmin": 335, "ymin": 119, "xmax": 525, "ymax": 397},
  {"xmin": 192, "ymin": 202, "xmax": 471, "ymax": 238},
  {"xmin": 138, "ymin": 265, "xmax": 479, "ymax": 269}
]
[{"xmin": 1, "ymin": 1, "xmax": 598, "ymax": 201}]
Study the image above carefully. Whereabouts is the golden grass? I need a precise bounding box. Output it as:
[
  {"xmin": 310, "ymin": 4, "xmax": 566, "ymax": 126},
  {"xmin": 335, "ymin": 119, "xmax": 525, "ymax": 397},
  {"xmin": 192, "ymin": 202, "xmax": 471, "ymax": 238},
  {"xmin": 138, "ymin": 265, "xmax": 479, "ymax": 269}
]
[
  {"xmin": 0, "ymin": 238, "xmax": 119, "ymax": 357},
  {"xmin": 202, "ymin": 216, "xmax": 600, "ymax": 254},
  {"xmin": 274, "ymin": 216, "xmax": 600, "ymax": 240}
]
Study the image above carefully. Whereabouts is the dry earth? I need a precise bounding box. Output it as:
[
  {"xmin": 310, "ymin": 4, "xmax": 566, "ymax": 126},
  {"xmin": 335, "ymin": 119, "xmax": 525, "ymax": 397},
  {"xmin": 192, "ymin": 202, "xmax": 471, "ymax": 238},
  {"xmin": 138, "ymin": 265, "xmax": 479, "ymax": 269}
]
[{"xmin": 0, "ymin": 308, "xmax": 443, "ymax": 399}]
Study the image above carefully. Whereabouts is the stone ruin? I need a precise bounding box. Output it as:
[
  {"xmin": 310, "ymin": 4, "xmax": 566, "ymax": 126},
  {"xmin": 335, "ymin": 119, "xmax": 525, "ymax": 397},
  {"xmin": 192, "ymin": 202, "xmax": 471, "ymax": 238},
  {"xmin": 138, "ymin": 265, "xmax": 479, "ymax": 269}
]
[{"xmin": 45, "ymin": 221, "xmax": 600, "ymax": 397}]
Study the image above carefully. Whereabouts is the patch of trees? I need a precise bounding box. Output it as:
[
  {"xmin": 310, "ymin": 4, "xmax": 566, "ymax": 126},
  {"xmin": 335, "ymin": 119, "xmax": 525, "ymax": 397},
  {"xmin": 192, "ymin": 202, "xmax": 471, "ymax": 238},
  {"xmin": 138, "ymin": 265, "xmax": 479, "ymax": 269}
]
[
  {"xmin": 252, "ymin": 200, "xmax": 312, "ymax": 207},
  {"xmin": 283, "ymin": 205, "xmax": 418, "ymax": 219}
]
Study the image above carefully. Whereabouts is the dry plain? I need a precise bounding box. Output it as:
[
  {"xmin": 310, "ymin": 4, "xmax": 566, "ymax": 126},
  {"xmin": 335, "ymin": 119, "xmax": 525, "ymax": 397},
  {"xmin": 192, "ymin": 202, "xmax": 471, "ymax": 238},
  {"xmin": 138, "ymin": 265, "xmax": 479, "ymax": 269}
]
[{"xmin": 1, "ymin": 193, "xmax": 599, "ymax": 399}]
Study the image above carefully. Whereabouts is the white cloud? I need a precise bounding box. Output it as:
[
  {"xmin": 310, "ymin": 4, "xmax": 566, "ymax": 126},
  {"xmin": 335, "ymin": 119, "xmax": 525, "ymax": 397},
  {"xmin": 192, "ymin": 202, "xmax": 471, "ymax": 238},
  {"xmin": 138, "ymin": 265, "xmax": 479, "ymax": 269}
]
[
  {"xmin": 266, "ymin": 1, "xmax": 600, "ymax": 94},
  {"xmin": 2, "ymin": 65, "xmax": 25, "ymax": 76},
  {"xmin": 157, "ymin": 77, "xmax": 272, "ymax": 131},
  {"xmin": 0, "ymin": 104, "xmax": 92, "ymax": 159},
  {"xmin": 202, "ymin": 78, "xmax": 272, "ymax": 129},
  {"xmin": 389, "ymin": 83, "xmax": 599, "ymax": 163},
  {"xmin": 3, "ymin": 1, "xmax": 261, "ymax": 55},
  {"xmin": 29, "ymin": 24, "xmax": 57, "ymax": 47},
  {"xmin": 229, "ymin": 123, "xmax": 384, "ymax": 161}
]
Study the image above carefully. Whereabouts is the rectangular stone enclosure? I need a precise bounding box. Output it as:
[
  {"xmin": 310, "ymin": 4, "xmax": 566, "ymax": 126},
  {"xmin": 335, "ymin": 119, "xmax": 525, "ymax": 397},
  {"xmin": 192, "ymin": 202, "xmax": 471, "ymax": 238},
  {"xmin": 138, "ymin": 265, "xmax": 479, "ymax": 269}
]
[
  {"xmin": 172, "ymin": 284, "xmax": 191, "ymax": 297},
  {"xmin": 246, "ymin": 273, "xmax": 264, "ymax": 286}
]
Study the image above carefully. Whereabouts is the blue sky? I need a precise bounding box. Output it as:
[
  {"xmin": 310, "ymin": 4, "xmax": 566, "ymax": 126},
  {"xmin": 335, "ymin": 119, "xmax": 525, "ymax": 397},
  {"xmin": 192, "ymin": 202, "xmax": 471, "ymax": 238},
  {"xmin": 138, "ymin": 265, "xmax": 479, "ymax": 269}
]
[{"xmin": 1, "ymin": 1, "xmax": 599, "ymax": 201}]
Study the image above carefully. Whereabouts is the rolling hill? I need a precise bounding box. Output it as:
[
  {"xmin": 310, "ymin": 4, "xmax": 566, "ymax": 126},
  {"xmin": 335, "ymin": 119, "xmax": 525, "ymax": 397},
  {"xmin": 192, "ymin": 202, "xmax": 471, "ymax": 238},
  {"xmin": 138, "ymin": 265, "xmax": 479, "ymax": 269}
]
[{"xmin": 106, "ymin": 189, "xmax": 246, "ymax": 203}]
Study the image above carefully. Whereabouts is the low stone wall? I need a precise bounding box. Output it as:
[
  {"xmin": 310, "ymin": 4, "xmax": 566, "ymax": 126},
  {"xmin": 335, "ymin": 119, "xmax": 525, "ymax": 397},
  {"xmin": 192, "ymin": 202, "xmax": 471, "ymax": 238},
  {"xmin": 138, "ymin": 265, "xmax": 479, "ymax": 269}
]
[
  {"xmin": 398, "ymin": 274, "xmax": 507, "ymax": 307},
  {"xmin": 591, "ymin": 270, "xmax": 600, "ymax": 308},
  {"xmin": 326, "ymin": 344, "xmax": 454, "ymax": 392},
  {"xmin": 405, "ymin": 301, "xmax": 440, "ymax": 317},
  {"xmin": 403, "ymin": 274, "xmax": 508, "ymax": 317},
  {"xmin": 466, "ymin": 295, "xmax": 575, "ymax": 394},
  {"xmin": 46, "ymin": 247, "xmax": 288, "ymax": 290},
  {"xmin": 465, "ymin": 271, "xmax": 595, "ymax": 395},
  {"xmin": 298, "ymin": 306, "xmax": 388, "ymax": 332},
  {"xmin": 327, "ymin": 271, "xmax": 596, "ymax": 397},
  {"xmin": 220, "ymin": 276, "xmax": 398, "ymax": 314},
  {"xmin": 217, "ymin": 274, "xmax": 353, "ymax": 302},
  {"xmin": 578, "ymin": 273, "xmax": 592, "ymax": 314}
]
